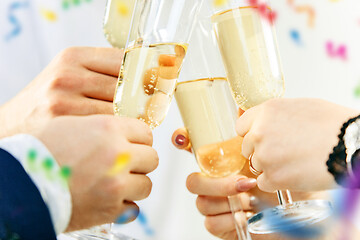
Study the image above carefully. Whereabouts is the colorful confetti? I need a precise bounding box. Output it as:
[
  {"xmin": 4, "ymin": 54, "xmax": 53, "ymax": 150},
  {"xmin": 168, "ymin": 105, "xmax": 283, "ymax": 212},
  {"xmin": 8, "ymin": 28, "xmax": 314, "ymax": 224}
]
[
  {"xmin": 354, "ymin": 82, "xmax": 360, "ymax": 98},
  {"xmin": 61, "ymin": 0, "xmax": 93, "ymax": 10},
  {"xmin": 213, "ymin": 0, "xmax": 228, "ymax": 7},
  {"xmin": 40, "ymin": 8, "xmax": 58, "ymax": 22},
  {"xmin": 42, "ymin": 157, "xmax": 55, "ymax": 170},
  {"xmin": 287, "ymin": 0, "xmax": 315, "ymax": 28},
  {"xmin": 116, "ymin": 208, "xmax": 139, "ymax": 224},
  {"xmin": 4, "ymin": 1, "xmax": 29, "ymax": 41},
  {"xmin": 295, "ymin": 5, "xmax": 315, "ymax": 28},
  {"xmin": 290, "ymin": 29, "xmax": 302, "ymax": 45},
  {"xmin": 60, "ymin": 166, "xmax": 72, "ymax": 180},
  {"xmin": 137, "ymin": 211, "xmax": 154, "ymax": 236},
  {"xmin": 28, "ymin": 149, "xmax": 37, "ymax": 162},
  {"xmin": 248, "ymin": 0, "xmax": 277, "ymax": 24},
  {"xmin": 116, "ymin": 209, "xmax": 154, "ymax": 236},
  {"xmin": 26, "ymin": 149, "xmax": 72, "ymax": 184},
  {"xmin": 117, "ymin": 0, "xmax": 130, "ymax": 16},
  {"xmin": 326, "ymin": 41, "xmax": 347, "ymax": 61},
  {"xmin": 106, "ymin": 153, "xmax": 131, "ymax": 177}
]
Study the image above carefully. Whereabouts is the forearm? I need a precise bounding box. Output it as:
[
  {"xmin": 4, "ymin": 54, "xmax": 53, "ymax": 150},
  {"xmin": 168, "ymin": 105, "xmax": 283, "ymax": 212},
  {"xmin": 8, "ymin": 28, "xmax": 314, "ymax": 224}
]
[{"xmin": 0, "ymin": 97, "xmax": 27, "ymax": 138}]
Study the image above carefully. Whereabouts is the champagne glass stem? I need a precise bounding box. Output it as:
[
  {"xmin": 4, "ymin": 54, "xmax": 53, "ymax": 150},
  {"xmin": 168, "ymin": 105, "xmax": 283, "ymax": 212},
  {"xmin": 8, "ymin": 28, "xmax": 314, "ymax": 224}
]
[
  {"xmin": 276, "ymin": 190, "xmax": 293, "ymax": 207},
  {"xmin": 228, "ymin": 195, "xmax": 252, "ymax": 240}
]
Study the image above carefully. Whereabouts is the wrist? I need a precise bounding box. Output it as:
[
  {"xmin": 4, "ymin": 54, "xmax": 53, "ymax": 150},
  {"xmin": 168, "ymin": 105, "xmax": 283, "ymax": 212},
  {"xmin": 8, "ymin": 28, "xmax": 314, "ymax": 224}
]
[{"xmin": 0, "ymin": 100, "xmax": 22, "ymax": 138}]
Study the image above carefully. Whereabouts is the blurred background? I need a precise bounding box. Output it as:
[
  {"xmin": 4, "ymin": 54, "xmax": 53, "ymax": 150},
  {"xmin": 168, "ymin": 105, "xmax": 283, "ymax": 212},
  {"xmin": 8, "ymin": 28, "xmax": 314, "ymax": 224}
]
[{"xmin": 1, "ymin": 0, "xmax": 360, "ymax": 239}]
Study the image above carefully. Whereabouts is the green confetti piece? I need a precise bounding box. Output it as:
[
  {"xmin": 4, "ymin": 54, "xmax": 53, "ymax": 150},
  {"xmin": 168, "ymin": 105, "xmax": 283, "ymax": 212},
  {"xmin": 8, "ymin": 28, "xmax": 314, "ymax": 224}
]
[
  {"xmin": 43, "ymin": 157, "xmax": 55, "ymax": 170},
  {"xmin": 354, "ymin": 84, "xmax": 360, "ymax": 98},
  {"xmin": 60, "ymin": 166, "xmax": 72, "ymax": 180},
  {"xmin": 84, "ymin": 0, "xmax": 92, "ymax": 2},
  {"xmin": 28, "ymin": 149, "xmax": 37, "ymax": 162},
  {"xmin": 62, "ymin": 0, "xmax": 70, "ymax": 9},
  {"xmin": 73, "ymin": 0, "xmax": 81, "ymax": 6}
]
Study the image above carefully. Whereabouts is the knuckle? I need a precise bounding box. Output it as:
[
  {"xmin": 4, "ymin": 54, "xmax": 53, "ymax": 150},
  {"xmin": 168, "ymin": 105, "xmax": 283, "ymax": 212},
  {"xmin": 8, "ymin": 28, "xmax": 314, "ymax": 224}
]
[
  {"xmin": 58, "ymin": 47, "xmax": 81, "ymax": 63},
  {"xmin": 256, "ymin": 177, "xmax": 270, "ymax": 192},
  {"xmin": 46, "ymin": 95, "xmax": 69, "ymax": 116},
  {"xmin": 141, "ymin": 123, "xmax": 153, "ymax": 145},
  {"xmin": 104, "ymin": 178, "xmax": 126, "ymax": 197},
  {"xmin": 115, "ymin": 178, "xmax": 128, "ymax": 194},
  {"xmin": 98, "ymin": 116, "xmax": 118, "ymax": 133},
  {"xmin": 250, "ymin": 130, "xmax": 263, "ymax": 144},
  {"xmin": 49, "ymin": 69, "xmax": 73, "ymax": 90},
  {"xmin": 196, "ymin": 196, "xmax": 210, "ymax": 216},
  {"xmin": 204, "ymin": 217, "xmax": 221, "ymax": 236},
  {"xmin": 133, "ymin": 119, "xmax": 153, "ymax": 145},
  {"xmin": 148, "ymin": 149, "xmax": 159, "ymax": 172},
  {"xmin": 223, "ymin": 182, "xmax": 235, "ymax": 196},
  {"xmin": 139, "ymin": 176, "xmax": 152, "ymax": 199}
]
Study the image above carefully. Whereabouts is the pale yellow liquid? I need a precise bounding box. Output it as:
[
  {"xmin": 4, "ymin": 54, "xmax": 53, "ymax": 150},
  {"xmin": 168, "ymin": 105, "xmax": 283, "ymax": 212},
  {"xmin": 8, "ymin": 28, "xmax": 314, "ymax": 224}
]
[
  {"xmin": 212, "ymin": 7, "xmax": 285, "ymax": 110},
  {"xmin": 175, "ymin": 78, "xmax": 247, "ymax": 177},
  {"xmin": 114, "ymin": 43, "xmax": 187, "ymax": 129},
  {"xmin": 103, "ymin": 0, "xmax": 135, "ymax": 48}
]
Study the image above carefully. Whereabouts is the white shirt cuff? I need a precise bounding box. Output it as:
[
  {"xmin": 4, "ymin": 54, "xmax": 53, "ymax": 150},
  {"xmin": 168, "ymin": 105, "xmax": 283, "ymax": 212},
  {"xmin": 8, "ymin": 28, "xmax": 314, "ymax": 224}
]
[{"xmin": 0, "ymin": 134, "xmax": 72, "ymax": 235}]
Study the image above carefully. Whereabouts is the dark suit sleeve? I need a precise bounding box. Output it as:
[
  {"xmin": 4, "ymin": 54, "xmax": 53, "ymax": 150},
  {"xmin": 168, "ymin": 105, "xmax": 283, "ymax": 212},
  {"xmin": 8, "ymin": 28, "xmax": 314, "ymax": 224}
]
[{"xmin": 0, "ymin": 148, "xmax": 56, "ymax": 240}]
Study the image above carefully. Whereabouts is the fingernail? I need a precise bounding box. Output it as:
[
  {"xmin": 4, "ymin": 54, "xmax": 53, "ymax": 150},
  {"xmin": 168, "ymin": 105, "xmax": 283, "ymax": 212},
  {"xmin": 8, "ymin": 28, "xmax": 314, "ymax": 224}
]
[
  {"xmin": 249, "ymin": 196, "xmax": 260, "ymax": 207},
  {"xmin": 175, "ymin": 134, "xmax": 186, "ymax": 146},
  {"xmin": 236, "ymin": 178, "xmax": 257, "ymax": 192}
]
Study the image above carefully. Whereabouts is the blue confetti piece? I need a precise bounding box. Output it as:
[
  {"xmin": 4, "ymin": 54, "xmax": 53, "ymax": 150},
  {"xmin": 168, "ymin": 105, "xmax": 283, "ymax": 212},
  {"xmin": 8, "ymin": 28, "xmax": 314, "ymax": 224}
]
[
  {"xmin": 290, "ymin": 29, "xmax": 302, "ymax": 46},
  {"xmin": 115, "ymin": 208, "xmax": 139, "ymax": 224},
  {"xmin": 4, "ymin": 1, "xmax": 29, "ymax": 42},
  {"xmin": 137, "ymin": 212, "xmax": 154, "ymax": 236},
  {"xmin": 115, "ymin": 209, "xmax": 154, "ymax": 236}
]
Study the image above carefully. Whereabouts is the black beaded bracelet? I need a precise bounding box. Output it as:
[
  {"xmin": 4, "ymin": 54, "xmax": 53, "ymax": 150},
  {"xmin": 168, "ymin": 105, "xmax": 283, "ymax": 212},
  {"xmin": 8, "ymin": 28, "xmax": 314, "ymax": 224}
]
[{"xmin": 326, "ymin": 115, "xmax": 360, "ymax": 187}]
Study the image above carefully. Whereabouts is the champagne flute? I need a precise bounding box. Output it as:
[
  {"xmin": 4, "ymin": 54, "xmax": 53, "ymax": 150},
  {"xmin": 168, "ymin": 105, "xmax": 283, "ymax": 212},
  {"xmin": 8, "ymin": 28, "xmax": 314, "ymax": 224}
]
[
  {"xmin": 113, "ymin": 0, "xmax": 204, "ymax": 129},
  {"xmin": 103, "ymin": 0, "xmax": 136, "ymax": 49},
  {"xmin": 176, "ymin": 79, "xmax": 252, "ymax": 240},
  {"xmin": 211, "ymin": 0, "xmax": 333, "ymax": 235},
  {"xmin": 175, "ymin": 5, "xmax": 252, "ymax": 238}
]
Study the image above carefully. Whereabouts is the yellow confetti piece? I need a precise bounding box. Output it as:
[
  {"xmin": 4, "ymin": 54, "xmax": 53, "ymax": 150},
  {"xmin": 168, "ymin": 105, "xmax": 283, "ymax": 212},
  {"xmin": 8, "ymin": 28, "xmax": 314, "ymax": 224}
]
[
  {"xmin": 213, "ymin": 0, "xmax": 227, "ymax": 7},
  {"xmin": 117, "ymin": 1, "xmax": 129, "ymax": 16},
  {"xmin": 107, "ymin": 153, "xmax": 131, "ymax": 177},
  {"xmin": 40, "ymin": 8, "xmax": 57, "ymax": 22}
]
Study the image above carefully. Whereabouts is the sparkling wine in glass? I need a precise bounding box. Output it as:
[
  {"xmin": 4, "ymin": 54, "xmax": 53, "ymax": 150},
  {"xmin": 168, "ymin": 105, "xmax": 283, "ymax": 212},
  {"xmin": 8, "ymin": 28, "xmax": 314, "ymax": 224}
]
[
  {"xmin": 175, "ymin": 78, "xmax": 251, "ymax": 240},
  {"xmin": 113, "ymin": 0, "xmax": 204, "ymax": 129},
  {"xmin": 174, "ymin": 3, "xmax": 252, "ymax": 237},
  {"xmin": 114, "ymin": 42, "xmax": 187, "ymax": 129}
]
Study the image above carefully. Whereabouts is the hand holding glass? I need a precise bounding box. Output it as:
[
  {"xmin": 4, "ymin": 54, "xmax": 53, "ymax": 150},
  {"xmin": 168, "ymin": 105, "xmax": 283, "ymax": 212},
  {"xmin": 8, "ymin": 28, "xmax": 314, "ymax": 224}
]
[{"xmin": 211, "ymin": 1, "xmax": 332, "ymax": 235}]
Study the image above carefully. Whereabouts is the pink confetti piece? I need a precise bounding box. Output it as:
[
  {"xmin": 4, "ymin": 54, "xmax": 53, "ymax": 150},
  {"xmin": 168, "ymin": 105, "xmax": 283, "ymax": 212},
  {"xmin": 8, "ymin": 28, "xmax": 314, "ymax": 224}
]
[
  {"xmin": 247, "ymin": 0, "xmax": 277, "ymax": 24},
  {"xmin": 326, "ymin": 41, "xmax": 347, "ymax": 61}
]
